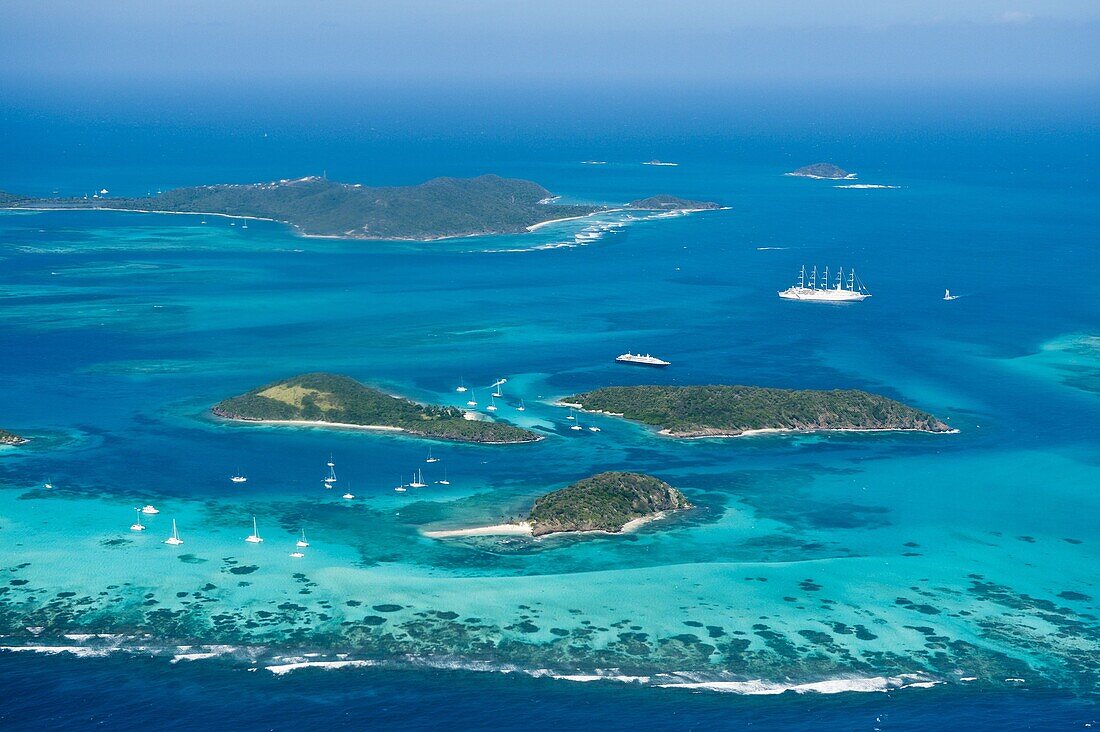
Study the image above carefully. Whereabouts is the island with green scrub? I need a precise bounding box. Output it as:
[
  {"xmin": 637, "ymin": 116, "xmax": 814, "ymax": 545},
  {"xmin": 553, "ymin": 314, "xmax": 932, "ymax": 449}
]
[
  {"xmin": 0, "ymin": 175, "xmax": 720, "ymax": 241},
  {"xmin": 786, "ymin": 163, "xmax": 856, "ymax": 180},
  {"xmin": 212, "ymin": 373, "xmax": 540, "ymax": 444},
  {"xmin": 0, "ymin": 428, "xmax": 27, "ymax": 446},
  {"xmin": 424, "ymin": 471, "xmax": 692, "ymax": 539},
  {"xmin": 561, "ymin": 385, "xmax": 952, "ymax": 438},
  {"xmin": 626, "ymin": 195, "xmax": 722, "ymax": 211}
]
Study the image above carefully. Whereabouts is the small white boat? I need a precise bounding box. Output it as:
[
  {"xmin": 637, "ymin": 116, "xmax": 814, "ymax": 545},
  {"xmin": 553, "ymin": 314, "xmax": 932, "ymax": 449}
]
[
  {"xmin": 436, "ymin": 469, "xmax": 451, "ymax": 486},
  {"xmin": 425, "ymin": 448, "xmax": 440, "ymax": 464},
  {"xmin": 245, "ymin": 516, "xmax": 263, "ymax": 543},
  {"xmin": 130, "ymin": 509, "xmax": 146, "ymax": 532},
  {"xmin": 492, "ymin": 378, "xmax": 506, "ymax": 398},
  {"xmin": 290, "ymin": 550, "xmax": 305, "ymax": 558},
  {"xmin": 141, "ymin": 505, "xmax": 160, "ymax": 515},
  {"xmin": 567, "ymin": 408, "xmax": 575, "ymax": 421},
  {"xmin": 466, "ymin": 398, "xmax": 478, "ymax": 407},
  {"xmin": 395, "ymin": 476, "xmax": 407, "ymax": 492},
  {"xmin": 944, "ymin": 289, "xmax": 960, "ymax": 301},
  {"xmin": 570, "ymin": 421, "xmax": 583, "ymax": 431},
  {"xmin": 231, "ymin": 473, "xmax": 247, "ymax": 483},
  {"xmin": 588, "ymin": 426, "xmax": 601, "ymax": 432},
  {"xmin": 241, "ymin": 221, "xmax": 248, "ymax": 229},
  {"xmin": 324, "ymin": 455, "xmax": 337, "ymax": 485},
  {"xmin": 486, "ymin": 397, "xmax": 498, "ymax": 412},
  {"xmin": 296, "ymin": 530, "xmax": 309, "ymax": 548},
  {"xmin": 342, "ymin": 491, "xmax": 355, "ymax": 500},
  {"xmin": 516, "ymin": 400, "xmax": 526, "ymax": 412},
  {"xmin": 409, "ymin": 469, "xmax": 428, "ymax": 489},
  {"xmin": 43, "ymin": 481, "xmax": 53, "ymax": 490},
  {"xmin": 456, "ymin": 379, "xmax": 468, "ymax": 393},
  {"xmin": 164, "ymin": 519, "xmax": 183, "ymax": 546}
]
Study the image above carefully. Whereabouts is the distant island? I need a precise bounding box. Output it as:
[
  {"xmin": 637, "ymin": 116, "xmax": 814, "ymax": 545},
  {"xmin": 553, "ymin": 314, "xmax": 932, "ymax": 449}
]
[
  {"xmin": 786, "ymin": 163, "xmax": 856, "ymax": 180},
  {"xmin": 0, "ymin": 429, "xmax": 27, "ymax": 446},
  {"xmin": 627, "ymin": 195, "xmax": 721, "ymax": 211},
  {"xmin": 212, "ymin": 372, "xmax": 539, "ymax": 444},
  {"xmin": 561, "ymin": 385, "xmax": 953, "ymax": 438},
  {"xmin": 0, "ymin": 174, "xmax": 719, "ymax": 241},
  {"xmin": 424, "ymin": 471, "xmax": 692, "ymax": 538}
]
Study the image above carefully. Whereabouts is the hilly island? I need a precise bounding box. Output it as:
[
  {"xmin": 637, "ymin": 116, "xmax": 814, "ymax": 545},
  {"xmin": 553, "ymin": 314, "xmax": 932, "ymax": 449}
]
[
  {"xmin": 425, "ymin": 471, "xmax": 692, "ymax": 538},
  {"xmin": 562, "ymin": 385, "xmax": 952, "ymax": 438},
  {"xmin": 0, "ymin": 175, "xmax": 720, "ymax": 241},
  {"xmin": 212, "ymin": 373, "xmax": 539, "ymax": 443}
]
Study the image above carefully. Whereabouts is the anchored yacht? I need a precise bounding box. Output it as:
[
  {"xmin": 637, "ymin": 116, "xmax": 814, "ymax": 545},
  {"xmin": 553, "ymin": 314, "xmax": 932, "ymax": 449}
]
[{"xmin": 778, "ymin": 266, "xmax": 870, "ymax": 302}]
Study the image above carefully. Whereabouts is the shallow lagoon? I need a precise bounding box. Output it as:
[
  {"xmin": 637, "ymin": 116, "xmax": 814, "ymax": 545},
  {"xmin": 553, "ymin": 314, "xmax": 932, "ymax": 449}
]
[{"xmin": 0, "ymin": 158, "xmax": 1098, "ymax": 697}]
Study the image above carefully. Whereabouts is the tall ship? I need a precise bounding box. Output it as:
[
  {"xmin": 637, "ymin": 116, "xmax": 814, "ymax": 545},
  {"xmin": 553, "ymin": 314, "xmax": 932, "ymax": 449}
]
[
  {"xmin": 778, "ymin": 265, "xmax": 870, "ymax": 302},
  {"xmin": 616, "ymin": 352, "xmax": 671, "ymax": 367}
]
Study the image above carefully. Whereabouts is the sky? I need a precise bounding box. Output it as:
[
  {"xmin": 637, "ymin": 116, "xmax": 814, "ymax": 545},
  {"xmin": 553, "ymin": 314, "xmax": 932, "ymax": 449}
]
[{"xmin": 2, "ymin": 0, "xmax": 1098, "ymax": 93}]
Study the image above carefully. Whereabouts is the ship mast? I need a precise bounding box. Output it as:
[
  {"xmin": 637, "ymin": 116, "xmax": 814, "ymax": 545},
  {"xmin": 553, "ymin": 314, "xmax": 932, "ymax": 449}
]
[{"xmin": 810, "ymin": 266, "xmax": 817, "ymax": 290}]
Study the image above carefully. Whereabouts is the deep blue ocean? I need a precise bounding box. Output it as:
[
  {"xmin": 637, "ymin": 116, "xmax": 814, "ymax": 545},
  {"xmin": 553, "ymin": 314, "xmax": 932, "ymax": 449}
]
[{"xmin": 0, "ymin": 90, "xmax": 1098, "ymax": 729}]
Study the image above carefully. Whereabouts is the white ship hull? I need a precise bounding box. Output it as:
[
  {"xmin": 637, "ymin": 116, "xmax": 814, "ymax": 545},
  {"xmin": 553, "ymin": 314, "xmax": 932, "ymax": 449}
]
[
  {"xmin": 778, "ymin": 287, "xmax": 869, "ymax": 302},
  {"xmin": 616, "ymin": 353, "xmax": 671, "ymax": 367}
]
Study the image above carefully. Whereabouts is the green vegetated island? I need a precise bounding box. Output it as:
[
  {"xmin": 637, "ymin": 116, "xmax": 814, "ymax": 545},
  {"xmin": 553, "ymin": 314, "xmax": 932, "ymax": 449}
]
[
  {"xmin": 562, "ymin": 385, "xmax": 952, "ymax": 438},
  {"xmin": 212, "ymin": 373, "xmax": 539, "ymax": 444},
  {"xmin": 0, "ymin": 175, "xmax": 720, "ymax": 241},
  {"xmin": 425, "ymin": 471, "xmax": 692, "ymax": 539},
  {"xmin": 0, "ymin": 428, "xmax": 27, "ymax": 446},
  {"xmin": 786, "ymin": 163, "xmax": 856, "ymax": 180}
]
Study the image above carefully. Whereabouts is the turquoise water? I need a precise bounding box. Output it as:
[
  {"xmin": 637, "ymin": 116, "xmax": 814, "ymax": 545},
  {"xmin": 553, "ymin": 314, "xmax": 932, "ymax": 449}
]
[{"xmin": 1, "ymin": 151, "xmax": 1098, "ymax": 709}]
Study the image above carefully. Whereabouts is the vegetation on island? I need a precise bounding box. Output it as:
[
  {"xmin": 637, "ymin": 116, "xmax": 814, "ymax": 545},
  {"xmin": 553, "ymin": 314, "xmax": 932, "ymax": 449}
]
[
  {"xmin": 0, "ymin": 175, "xmax": 719, "ymax": 241},
  {"xmin": 0, "ymin": 428, "xmax": 27, "ymax": 446},
  {"xmin": 564, "ymin": 385, "xmax": 952, "ymax": 437},
  {"xmin": 526, "ymin": 471, "xmax": 692, "ymax": 536},
  {"xmin": 787, "ymin": 163, "xmax": 855, "ymax": 179},
  {"xmin": 212, "ymin": 373, "xmax": 539, "ymax": 443},
  {"xmin": 627, "ymin": 195, "xmax": 721, "ymax": 210}
]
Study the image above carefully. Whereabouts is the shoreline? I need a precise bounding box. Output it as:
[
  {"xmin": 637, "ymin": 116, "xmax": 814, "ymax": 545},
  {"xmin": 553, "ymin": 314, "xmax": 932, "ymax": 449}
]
[
  {"xmin": 211, "ymin": 414, "xmax": 542, "ymax": 444},
  {"xmin": 557, "ymin": 402, "xmax": 956, "ymax": 438},
  {"xmin": 422, "ymin": 511, "xmax": 670, "ymax": 539},
  {"xmin": 659, "ymin": 426, "xmax": 960, "ymax": 439}
]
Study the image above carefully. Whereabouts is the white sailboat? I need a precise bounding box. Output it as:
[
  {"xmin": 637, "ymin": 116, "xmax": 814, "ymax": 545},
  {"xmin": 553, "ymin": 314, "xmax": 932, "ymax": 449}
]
[
  {"xmin": 290, "ymin": 548, "xmax": 305, "ymax": 558},
  {"xmin": 231, "ymin": 471, "xmax": 247, "ymax": 483},
  {"xmin": 456, "ymin": 379, "xmax": 468, "ymax": 393},
  {"xmin": 323, "ymin": 455, "xmax": 337, "ymax": 486},
  {"xmin": 486, "ymin": 396, "xmax": 498, "ymax": 412},
  {"xmin": 567, "ymin": 408, "xmax": 575, "ymax": 421},
  {"xmin": 778, "ymin": 265, "xmax": 870, "ymax": 302},
  {"xmin": 164, "ymin": 519, "xmax": 183, "ymax": 546},
  {"xmin": 944, "ymin": 289, "xmax": 959, "ymax": 301},
  {"xmin": 516, "ymin": 400, "xmax": 526, "ymax": 412},
  {"xmin": 435, "ymin": 469, "xmax": 450, "ymax": 486},
  {"xmin": 245, "ymin": 516, "xmax": 263, "ymax": 543},
  {"xmin": 394, "ymin": 475, "xmax": 407, "ymax": 492},
  {"xmin": 141, "ymin": 505, "xmax": 160, "ymax": 515},
  {"xmin": 130, "ymin": 509, "xmax": 146, "ymax": 532},
  {"xmin": 425, "ymin": 448, "xmax": 440, "ymax": 463},
  {"xmin": 491, "ymin": 378, "xmax": 506, "ymax": 398},
  {"xmin": 342, "ymin": 487, "xmax": 355, "ymax": 500},
  {"xmin": 43, "ymin": 479, "xmax": 53, "ymax": 489},
  {"xmin": 466, "ymin": 394, "xmax": 478, "ymax": 407},
  {"xmin": 588, "ymin": 425, "xmax": 601, "ymax": 432},
  {"xmin": 570, "ymin": 418, "xmax": 583, "ymax": 431},
  {"xmin": 409, "ymin": 469, "xmax": 428, "ymax": 488},
  {"xmin": 296, "ymin": 529, "xmax": 309, "ymax": 548}
]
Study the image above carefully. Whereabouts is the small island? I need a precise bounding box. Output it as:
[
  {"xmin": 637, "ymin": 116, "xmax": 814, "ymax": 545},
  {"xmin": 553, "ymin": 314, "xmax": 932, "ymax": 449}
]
[
  {"xmin": 561, "ymin": 385, "xmax": 953, "ymax": 438},
  {"xmin": 0, "ymin": 428, "xmax": 27, "ymax": 446},
  {"xmin": 627, "ymin": 195, "xmax": 721, "ymax": 211},
  {"xmin": 212, "ymin": 373, "xmax": 539, "ymax": 444},
  {"xmin": 424, "ymin": 471, "xmax": 692, "ymax": 538},
  {"xmin": 0, "ymin": 175, "xmax": 720, "ymax": 241},
  {"xmin": 786, "ymin": 163, "xmax": 856, "ymax": 180}
]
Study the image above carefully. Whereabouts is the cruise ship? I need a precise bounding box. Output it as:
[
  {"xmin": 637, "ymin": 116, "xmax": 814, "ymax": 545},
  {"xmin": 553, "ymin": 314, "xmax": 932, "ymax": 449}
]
[
  {"xmin": 616, "ymin": 352, "xmax": 671, "ymax": 367},
  {"xmin": 778, "ymin": 266, "xmax": 870, "ymax": 302}
]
